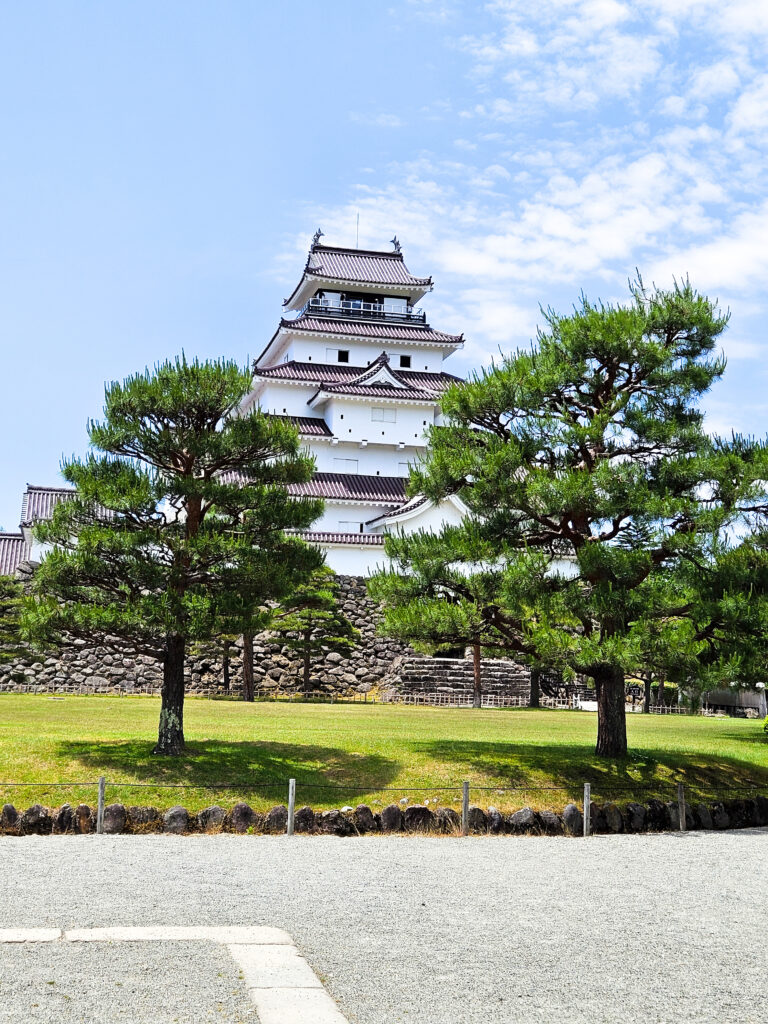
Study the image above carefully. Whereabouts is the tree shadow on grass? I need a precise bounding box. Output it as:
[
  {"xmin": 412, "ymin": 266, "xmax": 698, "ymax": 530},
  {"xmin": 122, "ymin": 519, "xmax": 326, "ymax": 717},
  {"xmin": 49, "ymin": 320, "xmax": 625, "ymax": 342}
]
[
  {"xmin": 421, "ymin": 739, "xmax": 768, "ymax": 804},
  {"xmin": 55, "ymin": 738, "xmax": 399, "ymax": 804}
]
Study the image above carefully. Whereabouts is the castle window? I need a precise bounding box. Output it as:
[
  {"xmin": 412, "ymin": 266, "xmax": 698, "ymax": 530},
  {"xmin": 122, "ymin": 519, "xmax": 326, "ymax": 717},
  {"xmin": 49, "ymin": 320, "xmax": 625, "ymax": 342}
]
[
  {"xmin": 338, "ymin": 350, "xmax": 349, "ymax": 363},
  {"xmin": 372, "ymin": 407, "xmax": 396, "ymax": 423},
  {"xmin": 333, "ymin": 457, "xmax": 359, "ymax": 473},
  {"xmin": 399, "ymin": 355, "xmax": 411, "ymax": 368}
]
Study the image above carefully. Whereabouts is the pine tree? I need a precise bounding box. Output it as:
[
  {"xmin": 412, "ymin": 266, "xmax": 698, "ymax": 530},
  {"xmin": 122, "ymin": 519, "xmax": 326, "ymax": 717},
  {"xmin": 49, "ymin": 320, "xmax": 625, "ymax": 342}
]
[
  {"xmin": 373, "ymin": 279, "xmax": 768, "ymax": 757},
  {"xmin": 369, "ymin": 524, "xmax": 537, "ymax": 707},
  {"xmin": 0, "ymin": 576, "xmax": 25, "ymax": 663},
  {"xmin": 270, "ymin": 567, "xmax": 358, "ymax": 691},
  {"xmin": 22, "ymin": 356, "xmax": 324, "ymax": 754}
]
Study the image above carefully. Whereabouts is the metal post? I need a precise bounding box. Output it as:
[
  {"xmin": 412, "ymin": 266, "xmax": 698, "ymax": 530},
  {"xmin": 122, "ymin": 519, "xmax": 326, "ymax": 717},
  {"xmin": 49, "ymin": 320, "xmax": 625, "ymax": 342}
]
[
  {"xmin": 96, "ymin": 776, "xmax": 106, "ymax": 835},
  {"xmin": 677, "ymin": 782, "xmax": 686, "ymax": 832},
  {"xmin": 461, "ymin": 781, "xmax": 470, "ymax": 836},
  {"xmin": 287, "ymin": 778, "xmax": 296, "ymax": 837},
  {"xmin": 583, "ymin": 783, "xmax": 591, "ymax": 838}
]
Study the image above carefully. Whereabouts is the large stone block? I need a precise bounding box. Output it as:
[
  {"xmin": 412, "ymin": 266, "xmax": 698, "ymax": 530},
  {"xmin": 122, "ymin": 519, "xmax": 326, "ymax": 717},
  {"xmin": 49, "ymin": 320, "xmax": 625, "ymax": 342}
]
[
  {"xmin": 562, "ymin": 803, "xmax": 583, "ymax": 836},
  {"xmin": 507, "ymin": 807, "xmax": 539, "ymax": 834},
  {"xmin": 103, "ymin": 803, "xmax": 128, "ymax": 835},
  {"xmin": 404, "ymin": 805, "xmax": 434, "ymax": 832},
  {"xmin": 20, "ymin": 804, "xmax": 52, "ymax": 835},
  {"xmin": 163, "ymin": 805, "xmax": 189, "ymax": 834},
  {"xmin": 380, "ymin": 803, "xmax": 403, "ymax": 832},
  {"xmin": 228, "ymin": 802, "xmax": 256, "ymax": 833}
]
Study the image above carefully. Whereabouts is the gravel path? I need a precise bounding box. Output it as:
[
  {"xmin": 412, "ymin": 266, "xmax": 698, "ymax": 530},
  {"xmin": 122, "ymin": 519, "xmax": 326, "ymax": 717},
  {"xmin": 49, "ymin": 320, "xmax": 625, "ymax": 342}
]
[
  {"xmin": 1, "ymin": 830, "xmax": 766, "ymax": 1023},
  {"xmin": 0, "ymin": 942, "xmax": 255, "ymax": 1024}
]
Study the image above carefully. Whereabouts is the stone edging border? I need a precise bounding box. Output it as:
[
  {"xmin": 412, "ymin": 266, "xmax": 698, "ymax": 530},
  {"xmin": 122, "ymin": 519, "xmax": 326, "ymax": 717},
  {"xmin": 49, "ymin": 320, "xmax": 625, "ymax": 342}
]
[{"xmin": 2, "ymin": 795, "xmax": 768, "ymax": 836}]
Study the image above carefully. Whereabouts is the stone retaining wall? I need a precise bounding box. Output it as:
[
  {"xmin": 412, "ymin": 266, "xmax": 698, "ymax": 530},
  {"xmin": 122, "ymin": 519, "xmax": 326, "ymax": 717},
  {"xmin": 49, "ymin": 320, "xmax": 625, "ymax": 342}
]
[
  {"xmin": 0, "ymin": 574, "xmax": 538, "ymax": 701},
  {"xmin": 0, "ymin": 575, "xmax": 414, "ymax": 697}
]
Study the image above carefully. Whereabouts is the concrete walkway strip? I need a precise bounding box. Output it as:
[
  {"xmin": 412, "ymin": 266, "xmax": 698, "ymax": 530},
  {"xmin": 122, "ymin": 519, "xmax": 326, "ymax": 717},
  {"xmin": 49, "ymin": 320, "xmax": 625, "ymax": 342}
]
[
  {"xmin": 249, "ymin": 987, "xmax": 351, "ymax": 1024},
  {"xmin": 0, "ymin": 929, "xmax": 62, "ymax": 942},
  {"xmin": 63, "ymin": 925, "xmax": 292, "ymax": 943},
  {"xmin": 228, "ymin": 942, "xmax": 324, "ymax": 988}
]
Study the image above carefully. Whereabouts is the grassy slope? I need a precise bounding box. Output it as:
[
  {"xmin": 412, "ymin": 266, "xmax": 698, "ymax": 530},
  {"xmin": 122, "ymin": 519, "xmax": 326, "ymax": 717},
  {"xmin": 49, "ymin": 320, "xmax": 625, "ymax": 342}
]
[{"xmin": 1, "ymin": 694, "xmax": 766, "ymax": 812}]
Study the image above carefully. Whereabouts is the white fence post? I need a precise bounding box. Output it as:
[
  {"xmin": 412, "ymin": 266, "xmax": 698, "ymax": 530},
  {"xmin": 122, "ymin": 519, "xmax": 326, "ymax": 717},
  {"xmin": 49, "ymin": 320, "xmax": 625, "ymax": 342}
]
[
  {"xmin": 96, "ymin": 776, "xmax": 106, "ymax": 835},
  {"xmin": 287, "ymin": 778, "xmax": 296, "ymax": 836},
  {"xmin": 677, "ymin": 782, "xmax": 686, "ymax": 832},
  {"xmin": 461, "ymin": 781, "xmax": 470, "ymax": 836},
  {"xmin": 583, "ymin": 783, "xmax": 591, "ymax": 838}
]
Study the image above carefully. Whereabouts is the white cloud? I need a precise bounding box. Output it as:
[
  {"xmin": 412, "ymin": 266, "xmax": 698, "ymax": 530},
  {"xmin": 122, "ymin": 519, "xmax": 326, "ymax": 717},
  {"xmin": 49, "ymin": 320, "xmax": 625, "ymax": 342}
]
[
  {"xmin": 349, "ymin": 112, "xmax": 404, "ymax": 128},
  {"xmin": 728, "ymin": 76, "xmax": 768, "ymax": 136}
]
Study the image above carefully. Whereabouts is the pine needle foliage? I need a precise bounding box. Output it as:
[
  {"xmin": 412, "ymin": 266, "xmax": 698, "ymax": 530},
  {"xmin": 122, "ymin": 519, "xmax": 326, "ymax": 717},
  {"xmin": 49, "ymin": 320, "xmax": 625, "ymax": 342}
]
[
  {"xmin": 0, "ymin": 576, "xmax": 26, "ymax": 663},
  {"xmin": 371, "ymin": 279, "xmax": 768, "ymax": 757},
  {"xmin": 21, "ymin": 356, "xmax": 325, "ymax": 754}
]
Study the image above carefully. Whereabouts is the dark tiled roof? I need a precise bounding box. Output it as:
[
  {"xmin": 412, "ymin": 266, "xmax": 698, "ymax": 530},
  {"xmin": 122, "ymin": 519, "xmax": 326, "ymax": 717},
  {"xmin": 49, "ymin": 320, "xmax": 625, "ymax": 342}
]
[
  {"xmin": 289, "ymin": 530, "xmax": 385, "ymax": 547},
  {"xmin": 282, "ymin": 315, "xmax": 462, "ymax": 345},
  {"xmin": 20, "ymin": 485, "xmax": 76, "ymax": 527},
  {"xmin": 0, "ymin": 533, "xmax": 30, "ymax": 576},
  {"xmin": 366, "ymin": 494, "xmax": 429, "ymax": 526},
  {"xmin": 314, "ymin": 383, "xmax": 437, "ymax": 401},
  {"xmin": 304, "ymin": 246, "xmax": 431, "ymax": 288},
  {"xmin": 271, "ymin": 415, "xmax": 332, "ymax": 437},
  {"xmin": 287, "ymin": 473, "xmax": 407, "ymax": 504},
  {"xmin": 255, "ymin": 361, "xmax": 461, "ymax": 393},
  {"xmin": 384, "ymin": 494, "xmax": 429, "ymax": 518}
]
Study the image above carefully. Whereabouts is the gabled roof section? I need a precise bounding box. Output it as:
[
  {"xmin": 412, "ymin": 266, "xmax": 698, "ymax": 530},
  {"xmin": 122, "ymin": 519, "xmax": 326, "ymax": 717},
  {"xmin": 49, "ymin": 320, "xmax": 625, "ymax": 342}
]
[
  {"xmin": 0, "ymin": 532, "xmax": 30, "ymax": 576},
  {"xmin": 287, "ymin": 473, "xmax": 407, "ymax": 504},
  {"xmin": 284, "ymin": 242, "xmax": 432, "ymax": 309},
  {"xmin": 254, "ymin": 360, "xmax": 462, "ymax": 393},
  {"xmin": 307, "ymin": 352, "xmax": 439, "ymax": 406},
  {"xmin": 20, "ymin": 485, "xmax": 76, "ymax": 528}
]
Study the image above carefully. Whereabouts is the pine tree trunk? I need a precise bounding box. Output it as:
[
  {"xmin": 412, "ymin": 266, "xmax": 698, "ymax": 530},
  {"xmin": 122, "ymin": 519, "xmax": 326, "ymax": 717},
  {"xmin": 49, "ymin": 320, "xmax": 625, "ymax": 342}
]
[
  {"xmin": 222, "ymin": 639, "xmax": 230, "ymax": 691},
  {"xmin": 242, "ymin": 632, "xmax": 254, "ymax": 703},
  {"xmin": 643, "ymin": 676, "xmax": 651, "ymax": 714},
  {"xmin": 472, "ymin": 643, "xmax": 482, "ymax": 708},
  {"xmin": 154, "ymin": 633, "xmax": 185, "ymax": 755},
  {"xmin": 594, "ymin": 664, "xmax": 627, "ymax": 758},
  {"xmin": 529, "ymin": 666, "xmax": 541, "ymax": 708},
  {"xmin": 302, "ymin": 629, "xmax": 312, "ymax": 692}
]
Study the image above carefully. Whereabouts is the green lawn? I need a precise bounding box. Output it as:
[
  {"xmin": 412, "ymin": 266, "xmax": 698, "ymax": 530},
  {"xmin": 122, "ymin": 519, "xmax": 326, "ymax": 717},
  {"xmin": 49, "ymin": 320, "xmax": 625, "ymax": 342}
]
[{"xmin": 1, "ymin": 694, "xmax": 766, "ymax": 812}]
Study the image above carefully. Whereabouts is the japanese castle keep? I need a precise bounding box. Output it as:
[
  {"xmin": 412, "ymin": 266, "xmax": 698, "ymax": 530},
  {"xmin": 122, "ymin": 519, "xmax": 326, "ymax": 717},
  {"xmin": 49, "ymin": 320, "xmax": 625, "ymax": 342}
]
[{"xmin": 243, "ymin": 233, "xmax": 468, "ymax": 574}]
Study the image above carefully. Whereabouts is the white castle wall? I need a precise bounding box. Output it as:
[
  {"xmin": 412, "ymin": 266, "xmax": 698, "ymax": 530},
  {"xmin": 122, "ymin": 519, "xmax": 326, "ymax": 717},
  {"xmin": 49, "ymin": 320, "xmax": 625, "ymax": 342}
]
[
  {"xmin": 322, "ymin": 399, "xmax": 433, "ymax": 446},
  {"xmin": 282, "ymin": 336, "xmax": 446, "ymax": 373}
]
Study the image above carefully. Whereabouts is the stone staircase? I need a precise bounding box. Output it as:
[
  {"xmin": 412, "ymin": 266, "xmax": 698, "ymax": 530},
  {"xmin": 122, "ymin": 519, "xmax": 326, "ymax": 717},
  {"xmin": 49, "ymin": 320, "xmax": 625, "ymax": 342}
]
[{"xmin": 387, "ymin": 656, "xmax": 531, "ymax": 698}]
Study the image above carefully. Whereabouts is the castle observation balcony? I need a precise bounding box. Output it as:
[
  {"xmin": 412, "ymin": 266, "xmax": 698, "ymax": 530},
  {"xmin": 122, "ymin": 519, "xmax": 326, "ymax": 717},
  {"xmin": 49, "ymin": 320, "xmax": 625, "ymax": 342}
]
[{"xmin": 298, "ymin": 296, "xmax": 427, "ymax": 326}]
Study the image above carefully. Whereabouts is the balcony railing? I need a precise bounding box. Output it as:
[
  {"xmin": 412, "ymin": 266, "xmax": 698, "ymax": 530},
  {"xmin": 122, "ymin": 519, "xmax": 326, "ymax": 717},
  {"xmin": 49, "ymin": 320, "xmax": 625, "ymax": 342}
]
[{"xmin": 299, "ymin": 297, "xmax": 427, "ymax": 325}]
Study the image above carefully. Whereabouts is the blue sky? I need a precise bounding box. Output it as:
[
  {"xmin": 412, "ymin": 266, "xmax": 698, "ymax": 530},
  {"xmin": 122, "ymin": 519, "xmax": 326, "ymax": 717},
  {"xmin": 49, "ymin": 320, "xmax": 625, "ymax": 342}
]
[{"xmin": 2, "ymin": 0, "xmax": 767, "ymax": 529}]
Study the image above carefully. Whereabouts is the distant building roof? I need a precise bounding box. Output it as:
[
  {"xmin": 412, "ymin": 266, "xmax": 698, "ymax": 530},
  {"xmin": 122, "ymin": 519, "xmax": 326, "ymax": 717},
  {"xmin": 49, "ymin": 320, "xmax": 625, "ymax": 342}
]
[
  {"xmin": 0, "ymin": 532, "xmax": 30, "ymax": 576},
  {"xmin": 287, "ymin": 473, "xmax": 407, "ymax": 504},
  {"xmin": 279, "ymin": 314, "xmax": 462, "ymax": 346},
  {"xmin": 255, "ymin": 360, "xmax": 460, "ymax": 393},
  {"xmin": 20, "ymin": 485, "xmax": 76, "ymax": 528}
]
